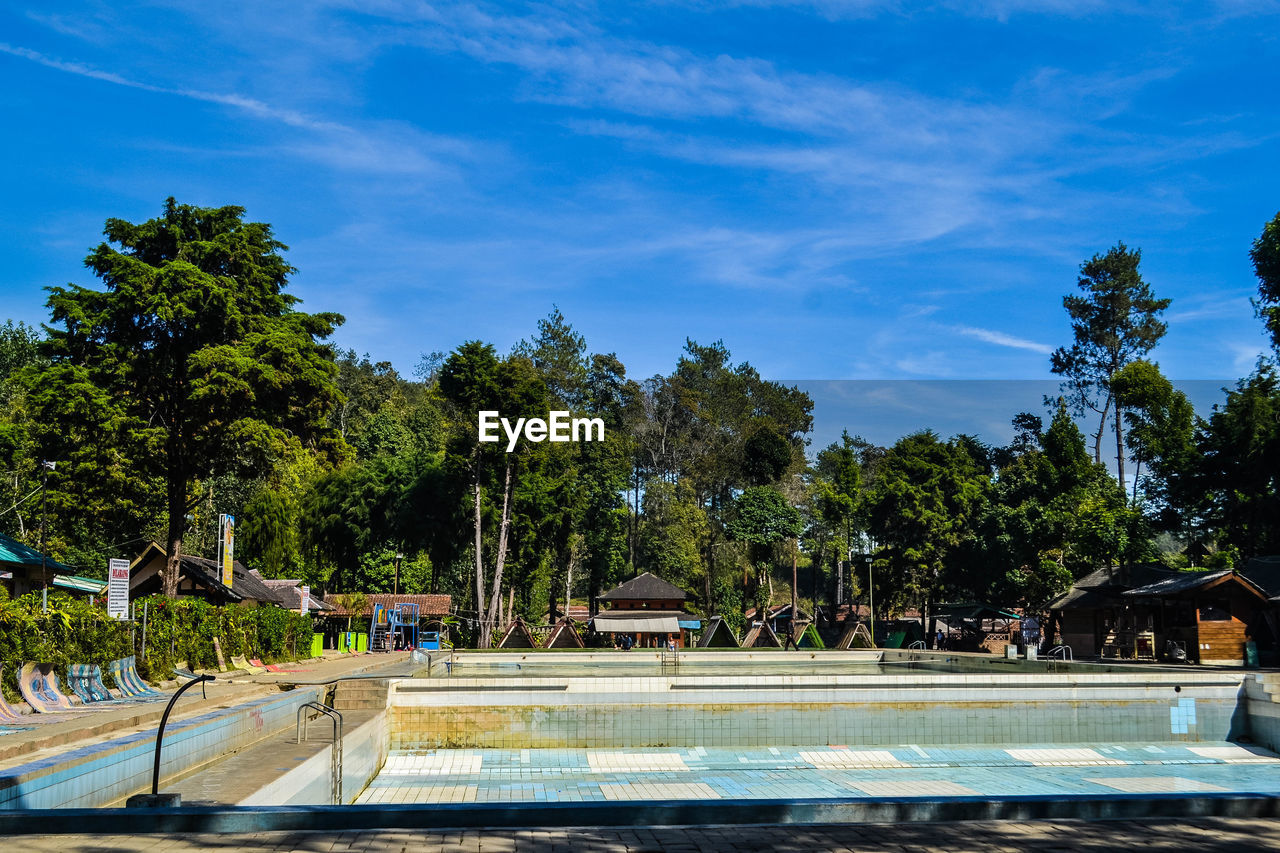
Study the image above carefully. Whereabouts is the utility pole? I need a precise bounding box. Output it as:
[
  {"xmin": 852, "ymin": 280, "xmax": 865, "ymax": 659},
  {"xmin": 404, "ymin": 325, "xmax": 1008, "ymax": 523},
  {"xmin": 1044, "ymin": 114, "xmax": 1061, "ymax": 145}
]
[{"xmin": 39, "ymin": 461, "xmax": 55, "ymax": 613}]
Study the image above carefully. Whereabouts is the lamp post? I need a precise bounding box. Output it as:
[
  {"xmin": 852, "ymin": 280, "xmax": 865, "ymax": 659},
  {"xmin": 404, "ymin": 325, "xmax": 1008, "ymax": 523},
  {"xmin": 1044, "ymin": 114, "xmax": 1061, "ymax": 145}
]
[
  {"xmin": 394, "ymin": 552, "xmax": 405, "ymax": 595},
  {"xmin": 38, "ymin": 461, "xmax": 55, "ymax": 613},
  {"xmin": 865, "ymin": 555, "xmax": 874, "ymax": 648}
]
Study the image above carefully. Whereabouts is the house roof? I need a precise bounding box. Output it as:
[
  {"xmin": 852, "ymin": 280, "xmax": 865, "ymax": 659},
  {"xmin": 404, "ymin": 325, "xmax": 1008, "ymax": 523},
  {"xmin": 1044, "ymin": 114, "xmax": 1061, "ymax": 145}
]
[
  {"xmin": 1048, "ymin": 563, "xmax": 1183, "ymax": 610},
  {"xmin": 0, "ymin": 533, "xmax": 72, "ymax": 573},
  {"xmin": 934, "ymin": 601, "xmax": 1021, "ymax": 621},
  {"xmin": 1241, "ymin": 555, "xmax": 1280, "ymax": 598},
  {"xmin": 325, "ymin": 593, "xmax": 452, "ymax": 618},
  {"xmin": 52, "ymin": 574, "xmax": 108, "ymax": 594},
  {"xmin": 598, "ymin": 571, "xmax": 688, "ymax": 602},
  {"xmin": 1123, "ymin": 569, "xmax": 1269, "ymax": 600},
  {"xmin": 593, "ymin": 609, "xmax": 692, "ymax": 621},
  {"xmin": 260, "ymin": 578, "xmax": 334, "ymax": 612},
  {"xmin": 130, "ymin": 542, "xmax": 285, "ymax": 605}
]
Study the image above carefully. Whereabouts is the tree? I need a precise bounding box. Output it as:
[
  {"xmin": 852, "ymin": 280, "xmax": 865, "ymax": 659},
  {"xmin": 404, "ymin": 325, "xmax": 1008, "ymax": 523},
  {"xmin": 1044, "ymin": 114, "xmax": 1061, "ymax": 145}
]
[
  {"xmin": 865, "ymin": 431, "xmax": 988, "ymax": 625},
  {"xmin": 1050, "ymin": 243, "xmax": 1171, "ymax": 489},
  {"xmin": 1253, "ymin": 211, "xmax": 1280, "ymax": 351},
  {"xmin": 726, "ymin": 486, "xmax": 802, "ymax": 620},
  {"xmin": 0, "ymin": 321, "xmax": 44, "ymax": 540},
  {"xmin": 1195, "ymin": 363, "xmax": 1280, "ymax": 560},
  {"xmin": 970, "ymin": 404, "xmax": 1147, "ymax": 610},
  {"xmin": 1110, "ymin": 360, "xmax": 1196, "ymax": 523},
  {"xmin": 438, "ymin": 342, "xmax": 548, "ymax": 647},
  {"xmin": 29, "ymin": 198, "xmax": 344, "ymax": 594}
]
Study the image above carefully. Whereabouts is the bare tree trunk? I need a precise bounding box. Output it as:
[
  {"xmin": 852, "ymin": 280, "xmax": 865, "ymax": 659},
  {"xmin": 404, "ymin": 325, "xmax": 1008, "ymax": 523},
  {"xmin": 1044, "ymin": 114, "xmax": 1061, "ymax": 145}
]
[
  {"xmin": 1114, "ymin": 402, "xmax": 1126, "ymax": 493},
  {"xmin": 1093, "ymin": 394, "xmax": 1112, "ymax": 465},
  {"xmin": 485, "ymin": 461, "xmax": 514, "ymax": 640},
  {"xmin": 164, "ymin": 479, "xmax": 185, "ymax": 597},
  {"xmin": 472, "ymin": 465, "xmax": 486, "ymax": 646}
]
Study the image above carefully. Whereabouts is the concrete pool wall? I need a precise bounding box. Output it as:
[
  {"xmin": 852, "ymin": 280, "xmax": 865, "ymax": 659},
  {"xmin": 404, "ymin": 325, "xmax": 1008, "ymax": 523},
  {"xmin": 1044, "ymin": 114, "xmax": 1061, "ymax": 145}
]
[{"xmin": 389, "ymin": 655, "xmax": 1251, "ymax": 750}]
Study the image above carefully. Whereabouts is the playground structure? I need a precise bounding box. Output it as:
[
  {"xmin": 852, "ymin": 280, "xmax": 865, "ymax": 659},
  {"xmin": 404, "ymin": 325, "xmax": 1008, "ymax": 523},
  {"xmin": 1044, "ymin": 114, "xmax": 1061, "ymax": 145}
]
[{"xmin": 369, "ymin": 602, "xmax": 450, "ymax": 651}]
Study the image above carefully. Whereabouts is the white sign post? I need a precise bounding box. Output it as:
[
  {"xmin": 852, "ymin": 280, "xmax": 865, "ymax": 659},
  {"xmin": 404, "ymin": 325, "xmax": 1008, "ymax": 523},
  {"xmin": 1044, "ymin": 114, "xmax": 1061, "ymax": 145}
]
[
  {"xmin": 300, "ymin": 585, "xmax": 310, "ymax": 615},
  {"xmin": 107, "ymin": 558, "xmax": 130, "ymax": 619}
]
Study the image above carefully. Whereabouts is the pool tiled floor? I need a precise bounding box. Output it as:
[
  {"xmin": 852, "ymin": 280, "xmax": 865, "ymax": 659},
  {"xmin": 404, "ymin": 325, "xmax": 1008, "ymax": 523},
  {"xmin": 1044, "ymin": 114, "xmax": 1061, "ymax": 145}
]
[{"xmin": 356, "ymin": 741, "xmax": 1280, "ymax": 805}]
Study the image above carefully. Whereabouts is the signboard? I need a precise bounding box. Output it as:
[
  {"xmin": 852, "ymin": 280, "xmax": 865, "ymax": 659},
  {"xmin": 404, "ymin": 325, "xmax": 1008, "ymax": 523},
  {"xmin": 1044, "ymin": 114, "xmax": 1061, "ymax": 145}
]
[
  {"xmin": 300, "ymin": 585, "xmax": 310, "ymax": 615},
  {"xmin": 107, "ymin": 558, "xmax": 130, "ymax": 619},
  {"xmin": 217, "ymin": 513, "xmax": 235, "ymax": 588}
]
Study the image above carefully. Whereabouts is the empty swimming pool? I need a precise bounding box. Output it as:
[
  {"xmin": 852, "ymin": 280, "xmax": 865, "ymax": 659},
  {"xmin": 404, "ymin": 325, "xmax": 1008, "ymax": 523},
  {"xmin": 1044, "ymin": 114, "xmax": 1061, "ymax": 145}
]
[{"xmin": 356, "ymin": 649, "xmax": 1280, "ymax": 807}]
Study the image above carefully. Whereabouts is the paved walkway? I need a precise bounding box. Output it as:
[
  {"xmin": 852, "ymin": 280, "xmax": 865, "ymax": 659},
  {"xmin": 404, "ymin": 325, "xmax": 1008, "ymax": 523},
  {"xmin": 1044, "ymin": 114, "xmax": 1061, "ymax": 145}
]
[
  {"xmin": 14, "ymin": 818, "xmax": 1280, "ymax": 851},
  {"xmin": 0, "ymin": 652, "xmax": 413, "ymax": 774}
]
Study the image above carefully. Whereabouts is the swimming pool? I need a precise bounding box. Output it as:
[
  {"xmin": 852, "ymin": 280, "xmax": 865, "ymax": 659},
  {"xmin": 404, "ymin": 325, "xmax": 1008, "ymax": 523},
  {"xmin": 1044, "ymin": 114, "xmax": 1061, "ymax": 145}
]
[{"xmin": 350, "ymin": 648, "xmax": 1280, "ymax": 808}]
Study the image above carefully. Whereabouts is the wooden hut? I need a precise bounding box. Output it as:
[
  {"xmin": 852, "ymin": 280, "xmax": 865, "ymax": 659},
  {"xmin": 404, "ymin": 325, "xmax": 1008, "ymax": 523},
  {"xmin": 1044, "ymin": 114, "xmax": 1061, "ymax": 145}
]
[
  {"xmin": 697, "ymin": 615, "xmax": 741, "ymax": 648},
  {"xmin": 128, "ymin": 542, "xmax": 284, "ymax": 606},
  {"xmin": 592, "ymin": 572, "xmax": 700, "ymax": 648},
  {"xmin": 1048, "ymin": 564, "xmax": 1183, "ymax": 658},
  {"xmin": 497, "ymin": 618, "xmax": 538, "ymax": 649},
  {"xmin": 835, "ymin": 621, "xmax": 874, "ymax": 649},
  {"xmin": 1122, "ymin": 570, "xmax": 1269, "ymax": 665},
  {"xmin": 796, "ymin": 622, "xmax": 825, "ymax": 649},
  {"xmin": 741, "ymin": 621, "xmax": 782, "ymax": 648},
  {"xmin": 543, "ymin": 618, "xmax": 584, "ymax": 649}
]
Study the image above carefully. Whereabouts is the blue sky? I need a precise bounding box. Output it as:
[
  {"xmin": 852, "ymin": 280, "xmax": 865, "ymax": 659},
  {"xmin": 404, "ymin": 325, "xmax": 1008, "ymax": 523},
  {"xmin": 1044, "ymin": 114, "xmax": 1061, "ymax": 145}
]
[{"xmin": 2, "ymin": 2, "xmax": 1277, "ymax": 446}]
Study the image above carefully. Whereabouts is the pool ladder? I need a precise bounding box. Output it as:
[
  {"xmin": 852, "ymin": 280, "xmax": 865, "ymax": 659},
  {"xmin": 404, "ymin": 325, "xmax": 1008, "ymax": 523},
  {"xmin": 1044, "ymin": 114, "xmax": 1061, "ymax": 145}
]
[
  {"xmin": 661, "ymin": 645, "xmax": 680, "ymax": 672},
  {"xmin": 298, "ymin": 701, "xmax": 343, "ymax": 804}
]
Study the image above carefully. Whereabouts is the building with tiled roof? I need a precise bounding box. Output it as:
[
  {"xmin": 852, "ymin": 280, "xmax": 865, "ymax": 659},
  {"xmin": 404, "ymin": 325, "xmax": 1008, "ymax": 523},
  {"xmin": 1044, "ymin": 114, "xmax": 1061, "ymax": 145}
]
[
  {"xmin": 593, "ymin": 572, "xmax": 700, "ymax": 648},
  {"xmin": 128, "ymin": 542, "xmax": 285, "ymax": 606},
  {"xmin": 324, "ymin": 593, "xmax": 451, "ymax": 618},
  {"xmin": 259, "ymin": 578, "xmax": 333, "ymax": 613}
]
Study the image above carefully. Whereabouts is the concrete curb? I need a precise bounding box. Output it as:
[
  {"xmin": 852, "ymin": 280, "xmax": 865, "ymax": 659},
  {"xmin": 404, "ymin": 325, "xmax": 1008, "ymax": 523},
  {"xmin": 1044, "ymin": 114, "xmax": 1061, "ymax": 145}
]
[{"xmin": 1, "ymin": 792, "xmax": 1279, "ymax": 834}]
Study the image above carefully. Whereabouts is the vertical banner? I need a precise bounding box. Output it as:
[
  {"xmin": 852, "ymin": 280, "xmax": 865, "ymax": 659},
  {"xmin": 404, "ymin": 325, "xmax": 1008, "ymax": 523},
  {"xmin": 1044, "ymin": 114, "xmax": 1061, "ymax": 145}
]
[
  {"xmin": 107, "ymin": 558, "xmax": 130, "ymax": 619},
  {"xmin": 217, "ymin": 513, "xmax": 235, "ymax": 588},
  {"xmin": 300, "ymin": 585, "xmax": 310, "ymax": 615}
]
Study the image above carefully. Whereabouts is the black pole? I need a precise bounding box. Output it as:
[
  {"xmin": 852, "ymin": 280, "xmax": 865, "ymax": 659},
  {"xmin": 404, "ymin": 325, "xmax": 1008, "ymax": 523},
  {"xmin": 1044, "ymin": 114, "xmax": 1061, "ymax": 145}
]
[
  {"xmin": 39, "ymin": 462, "xmax": 49, "ymax": 613},
  {"xmin": 151, "ymin": 675, "xmax": 215, "ymax": 795}
]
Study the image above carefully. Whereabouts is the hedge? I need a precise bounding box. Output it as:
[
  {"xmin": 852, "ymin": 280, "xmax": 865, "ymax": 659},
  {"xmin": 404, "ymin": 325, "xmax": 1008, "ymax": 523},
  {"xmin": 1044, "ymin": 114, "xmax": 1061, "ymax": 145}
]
[{"xmin": 0, "ymin": 589, "xmax": 313, "ymax": 705}]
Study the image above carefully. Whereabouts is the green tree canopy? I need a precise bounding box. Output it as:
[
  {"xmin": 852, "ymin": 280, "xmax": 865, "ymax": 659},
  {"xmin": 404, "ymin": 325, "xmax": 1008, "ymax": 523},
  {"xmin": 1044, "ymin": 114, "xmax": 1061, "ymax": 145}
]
[
  {"xmin": 28, "ymin": 198, "xmax": 345, "ymax": 594},
  {"xmin": 1050, "ymin": 242, "xmax": 1171, "ymax": 486},
  {"xmin": 1253, "ymin": 211, "xmax": 1280, "ymax": 352}
]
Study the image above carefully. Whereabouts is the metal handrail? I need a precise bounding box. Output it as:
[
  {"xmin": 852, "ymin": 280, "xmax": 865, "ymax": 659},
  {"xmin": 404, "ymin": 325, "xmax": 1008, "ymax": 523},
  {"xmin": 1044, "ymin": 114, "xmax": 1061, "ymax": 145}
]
[
  {"xmin": 297, "ymin": 701, "xmax": 343, "ymax": 804},
  {"xmin": 150, "ymin": 674, "xmax": 215, "ymax": 795},
  {"xmin": 1047, "ymin": 644, "xmax": 1072, "ymax": 661},
  {"xmin": 907, "ymin": 640, "xmax": 926, "ymax": 650}
]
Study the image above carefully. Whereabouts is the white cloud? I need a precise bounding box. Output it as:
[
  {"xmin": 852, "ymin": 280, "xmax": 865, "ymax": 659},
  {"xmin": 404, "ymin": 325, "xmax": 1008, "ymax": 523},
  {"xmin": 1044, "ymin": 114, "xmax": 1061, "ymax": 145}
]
[{"xmin": 953, "ymin": 325, "xmax": 1054, "ymax": 354}]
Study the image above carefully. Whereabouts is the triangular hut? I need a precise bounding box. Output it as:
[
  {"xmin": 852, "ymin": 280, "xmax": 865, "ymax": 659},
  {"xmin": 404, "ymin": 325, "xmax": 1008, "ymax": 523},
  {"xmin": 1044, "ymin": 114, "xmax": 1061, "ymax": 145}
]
[
  {"xmin": 741, "ymin": 621, "xmax": 782, "ymax": 648},
  {"xmin": 543, "ymin": 618, "xmax": 584, "ymax": 649},
  {"xmin": 497, "ymin": 617, "xmax": 537, "ymax": 649},
  {"xmin": 835, "ymin": 621, "xmax": 874, "ymax": 650},
  {"xmin": 698, "ymin": 615, "xmax": 741, "ymax": 648},
  {"xmin": 796, "ymin": 622, "xmax": 825, "ymax": 649}
]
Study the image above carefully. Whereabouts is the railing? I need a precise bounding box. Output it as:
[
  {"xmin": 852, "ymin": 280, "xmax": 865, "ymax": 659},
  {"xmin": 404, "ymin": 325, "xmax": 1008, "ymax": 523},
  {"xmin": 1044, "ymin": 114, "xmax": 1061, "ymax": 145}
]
[
  {"xmin": 907, "ymin": 640, "xmax": 926, "ymax": 650},
  {"xmin": 661, "ymin": 644, "xmax": 680, "ymax": 672},
  {"xmin": 1047, "ymin": 645, "xmax": 1072, "ymax": 661},
  {"xmin": 297, "ymin": 701, "xmax": 343, "ymax": 805}
]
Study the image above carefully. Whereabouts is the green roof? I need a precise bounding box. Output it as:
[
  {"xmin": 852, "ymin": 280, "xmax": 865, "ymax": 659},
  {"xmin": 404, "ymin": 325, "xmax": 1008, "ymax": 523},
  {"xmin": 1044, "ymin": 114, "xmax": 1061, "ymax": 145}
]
[
  {"xmin": 0, "ymin": 533, "xmax": 72, "ymax": 573},
  {"xmin": 53, "ymin": 574, "xmax": 108, "ymax": 594}
]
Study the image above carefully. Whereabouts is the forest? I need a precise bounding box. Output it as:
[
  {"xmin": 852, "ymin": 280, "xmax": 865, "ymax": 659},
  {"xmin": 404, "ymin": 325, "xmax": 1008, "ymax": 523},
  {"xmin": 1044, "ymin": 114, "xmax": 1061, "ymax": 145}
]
[{"xmin": 2, "ymin": 199, "xmax": 1279, "ymax": 645}]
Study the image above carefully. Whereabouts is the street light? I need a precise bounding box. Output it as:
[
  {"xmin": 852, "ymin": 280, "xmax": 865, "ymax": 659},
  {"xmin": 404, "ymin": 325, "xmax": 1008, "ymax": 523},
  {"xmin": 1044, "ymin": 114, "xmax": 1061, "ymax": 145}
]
[
  {"xmin": 394, "ymin": 553, "xmax": 405, "ymax": 595},
  {"xmin": 39, "ymin": 461, "xmax": 55, "ymax": 613}
]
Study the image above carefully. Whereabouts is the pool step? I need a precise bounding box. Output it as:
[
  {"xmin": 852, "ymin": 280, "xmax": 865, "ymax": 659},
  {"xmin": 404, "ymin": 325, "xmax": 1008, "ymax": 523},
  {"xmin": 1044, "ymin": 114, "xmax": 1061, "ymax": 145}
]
[{"xmin": 332, "ymin": 678, "xmax": 391, "ymax": 710}]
